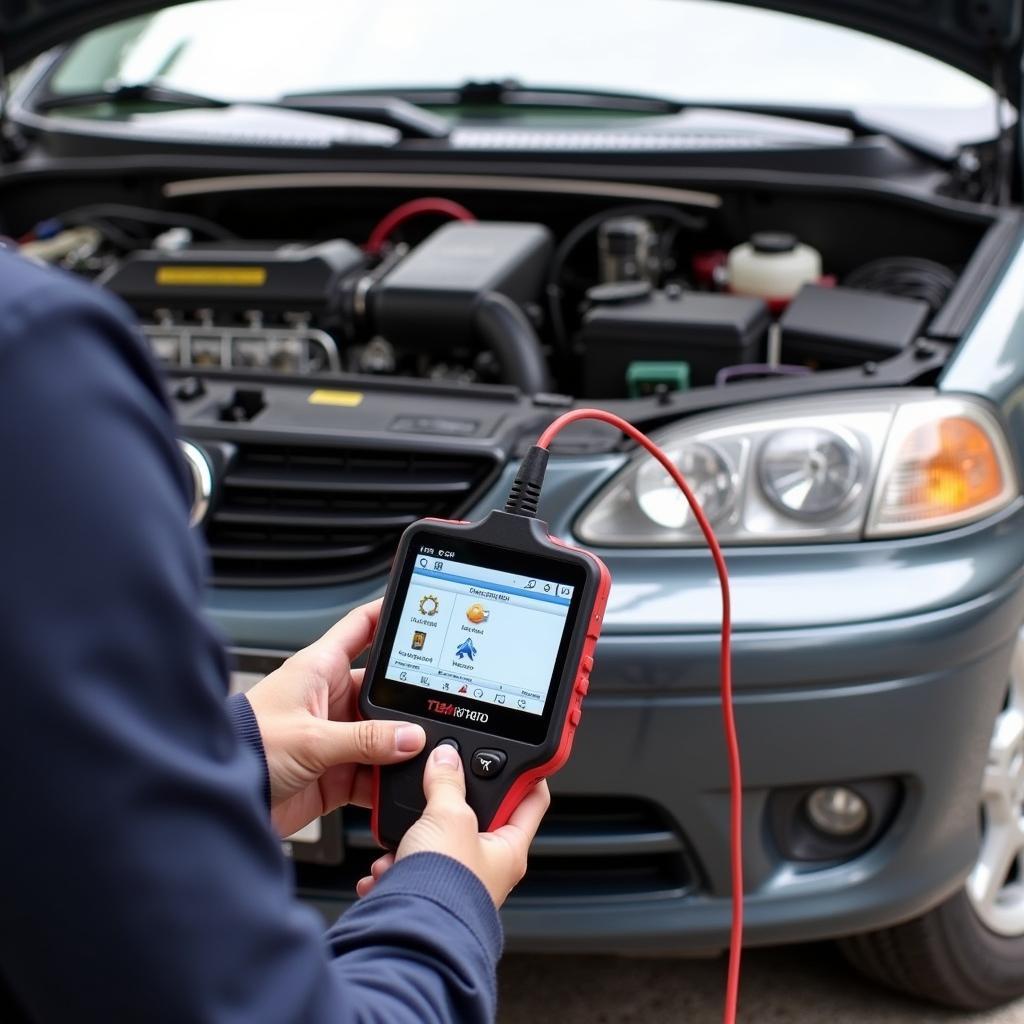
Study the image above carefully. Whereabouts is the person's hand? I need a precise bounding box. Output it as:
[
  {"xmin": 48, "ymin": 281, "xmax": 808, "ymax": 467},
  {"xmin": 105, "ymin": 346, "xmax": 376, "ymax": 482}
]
[
  {"xmin": 356, "ymin": 743, "xmax": 550, "ymax": 908},
  {"xmin": 244, "ymin": 600, "xmax": 426, "ymax": 838}
]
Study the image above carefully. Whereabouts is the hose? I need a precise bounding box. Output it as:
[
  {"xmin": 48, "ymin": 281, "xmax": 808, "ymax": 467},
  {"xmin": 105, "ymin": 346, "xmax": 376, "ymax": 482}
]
[{"xmin": 473, "ymin": 292, "xmax": 552, "ymax": 395}]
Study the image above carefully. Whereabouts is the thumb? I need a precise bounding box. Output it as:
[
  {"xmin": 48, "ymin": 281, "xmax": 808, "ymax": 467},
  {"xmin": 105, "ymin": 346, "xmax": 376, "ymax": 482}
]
[
  {"xmin": 422, "ymin": 742, "xmax": 469, "ymax": 812},
  {"xmin": 317, "ymin": 719, "xmax": 426, "ymax": 767}
]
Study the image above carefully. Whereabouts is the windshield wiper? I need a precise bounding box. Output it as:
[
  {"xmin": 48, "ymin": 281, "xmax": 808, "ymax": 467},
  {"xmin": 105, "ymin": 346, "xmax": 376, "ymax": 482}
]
[
  {"xmin": 34, "ymin": 82, "xmax": 230, "ymax": 113},
  {"xmin": 34, "ymin": 82, "xmax": 449, "ymax": 140},
  {"xmin": 280, "ymin": 93, "xmax": 450, "ymax": 139},
  {"xmin": 321, "ymin": 80, "xmax": 681, "ymax": 116},
  {"xmin": 454, "ymin": 79, "xmax": 681, "ymax": 114}
]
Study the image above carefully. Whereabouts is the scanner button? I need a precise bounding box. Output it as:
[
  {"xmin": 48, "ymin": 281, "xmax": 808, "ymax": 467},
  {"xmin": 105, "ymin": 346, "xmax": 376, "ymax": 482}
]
[
  {"xmin": 582, "ymin": 655, "xmax": 594, "ymax": 674},
  {"xmin": 471, "ymin": 749, "xmax": 507, "ymax": 779},
  {"xmin": 570, "ymin": 707, "xmax": 583, "ymax": 727},
  {"xmin": 576, "ymin": 675, "xmax": 590, "ymax": 696}
]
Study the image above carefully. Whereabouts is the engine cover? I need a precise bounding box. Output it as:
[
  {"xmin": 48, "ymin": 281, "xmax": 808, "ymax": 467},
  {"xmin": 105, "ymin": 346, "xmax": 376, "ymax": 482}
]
[{"xmin": 100, "ymin": 239, "xmax": 364, "ymax": 373}]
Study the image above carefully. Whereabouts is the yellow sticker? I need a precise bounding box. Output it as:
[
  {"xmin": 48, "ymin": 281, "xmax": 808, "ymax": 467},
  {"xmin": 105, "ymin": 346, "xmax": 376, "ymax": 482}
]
[
  {"xmin": 308, "ymin": 389, "xmax": 364, "ymax": 408},
  {"xmin": 156, "ymin": 266, "xmax": 267, "ymax": 287}
]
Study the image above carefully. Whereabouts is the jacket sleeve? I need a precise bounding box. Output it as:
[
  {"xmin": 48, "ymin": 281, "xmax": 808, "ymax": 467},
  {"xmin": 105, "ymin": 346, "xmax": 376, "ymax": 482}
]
[
  {"xmin": 0, "ymin": 265, "xmax": 501, "ymax": 1024},
  {"xmin": 226, "ymin": 692, "xmax": 272, "ymax": 810}
]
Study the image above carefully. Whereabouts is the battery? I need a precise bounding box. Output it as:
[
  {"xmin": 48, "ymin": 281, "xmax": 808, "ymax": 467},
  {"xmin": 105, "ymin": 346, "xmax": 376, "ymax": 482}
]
[{"xmin": 577, "ymin": 289, "xmax": 769, "ymax": 397}]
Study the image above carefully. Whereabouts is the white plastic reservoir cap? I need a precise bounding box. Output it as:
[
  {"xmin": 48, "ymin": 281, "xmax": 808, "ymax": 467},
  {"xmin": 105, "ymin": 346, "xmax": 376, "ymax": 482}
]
[{"xmin": 728, "ymin": 232, "xmax": 822, "ymax": 300}]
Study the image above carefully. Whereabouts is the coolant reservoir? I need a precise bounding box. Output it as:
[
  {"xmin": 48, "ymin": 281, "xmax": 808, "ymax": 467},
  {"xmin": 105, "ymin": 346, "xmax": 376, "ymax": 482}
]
[{"xmin": 727, "ymin": 232, "xmax": 821, "ymax": 300}]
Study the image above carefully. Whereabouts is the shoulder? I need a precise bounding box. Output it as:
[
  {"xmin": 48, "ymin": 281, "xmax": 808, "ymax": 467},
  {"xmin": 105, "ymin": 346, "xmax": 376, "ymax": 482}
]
[
  {"xmin": 0, "ymin": 247, "xmax": 138, "ymax": 343},
  {"xmin": 0, "ymin": 247, "xmax": 164, "ymax": 400}
]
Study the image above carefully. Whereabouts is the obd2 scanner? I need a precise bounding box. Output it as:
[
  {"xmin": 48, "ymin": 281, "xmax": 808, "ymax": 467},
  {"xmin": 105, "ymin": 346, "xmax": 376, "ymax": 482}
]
[{"xmin": 360, "ymin": 446, "xmax": 610, "ymax": 847}]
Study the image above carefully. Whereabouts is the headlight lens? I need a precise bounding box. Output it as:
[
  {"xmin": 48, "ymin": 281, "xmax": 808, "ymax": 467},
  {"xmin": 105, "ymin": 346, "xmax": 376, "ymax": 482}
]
[
  {"xmin": 576, "ymin": 391, "xmax": 1018, "ymax": 547},
  {"xmin": 866, "ymin": 401, "xmax": 1016, "ymax": 537},
  {"xmin": 636, "ymin": 442, "xmax": 736, "ymax": 530},
  {"xmin": 758, "ymin": 427, "xmax": 862, "ymax": 520}
]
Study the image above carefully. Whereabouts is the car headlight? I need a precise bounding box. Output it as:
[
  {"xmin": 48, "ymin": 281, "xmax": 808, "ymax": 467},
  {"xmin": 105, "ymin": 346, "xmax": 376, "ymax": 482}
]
[
  {"xmin": 575, "ymin": 390, "xmax": 1019, "ymax": 547},
  {"xmin": 758, "ymin": 426, "xmax": 863, "ymax": 520},
  {"xmin": 635, "ymin": 441, "xmax": 737, "ymax": 529}
]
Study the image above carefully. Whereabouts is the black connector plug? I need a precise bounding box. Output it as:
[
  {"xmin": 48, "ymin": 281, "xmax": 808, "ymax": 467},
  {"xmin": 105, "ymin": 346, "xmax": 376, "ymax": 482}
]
[{"xmin": 504, "ymin": 445, "xmax": 550, "ymax": 518}]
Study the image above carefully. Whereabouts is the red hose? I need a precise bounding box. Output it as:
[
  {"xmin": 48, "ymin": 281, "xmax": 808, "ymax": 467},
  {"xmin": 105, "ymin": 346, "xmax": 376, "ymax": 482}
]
[
  {"xmin": 365, "ymin": 197, "xmax": 476, "ymax": 254},
  {"xmin": 536, "ymin": 409, "xmax": 743, "ymax": 1024}
]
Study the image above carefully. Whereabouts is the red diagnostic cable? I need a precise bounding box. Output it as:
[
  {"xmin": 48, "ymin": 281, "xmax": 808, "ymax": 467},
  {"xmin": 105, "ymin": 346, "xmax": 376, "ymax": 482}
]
[
  {"xmin": 364, "ymin": 197, "xmax": 476, "ymax": 255},
  {"xmin": 536, "ymin": 408, "xmax": 742, "ymax": 1024}
]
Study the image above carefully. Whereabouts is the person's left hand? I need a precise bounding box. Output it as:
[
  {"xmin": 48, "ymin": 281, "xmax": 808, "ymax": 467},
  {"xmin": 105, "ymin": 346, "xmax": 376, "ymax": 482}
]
[{"xmin": 244, "ymin": 600, "xmax": 426, "ymax": 838}]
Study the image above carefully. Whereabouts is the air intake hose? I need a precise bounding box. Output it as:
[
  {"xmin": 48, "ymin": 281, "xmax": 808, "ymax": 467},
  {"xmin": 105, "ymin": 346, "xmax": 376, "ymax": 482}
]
[{"xmin": 473, "ymin": 291, "xmax": 552, "ymax": 395}]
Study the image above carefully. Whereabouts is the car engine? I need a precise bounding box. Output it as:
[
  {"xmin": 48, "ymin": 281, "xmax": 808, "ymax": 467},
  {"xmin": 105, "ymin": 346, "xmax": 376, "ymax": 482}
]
[{"xmin": 17, "ymin": 192, "xmax": 970, "ymax": 401}]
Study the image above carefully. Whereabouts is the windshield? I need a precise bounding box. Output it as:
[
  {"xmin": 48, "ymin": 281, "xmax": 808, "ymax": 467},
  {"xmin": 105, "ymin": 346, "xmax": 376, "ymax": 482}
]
[{"xmin": 47, "ymin": 0, "xmax": 993, "ymax": 113}]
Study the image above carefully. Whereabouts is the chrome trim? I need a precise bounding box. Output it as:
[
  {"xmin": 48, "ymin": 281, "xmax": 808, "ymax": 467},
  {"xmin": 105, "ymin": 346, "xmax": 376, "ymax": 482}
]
[
  {"xmin": 145, "ymin": 322, "xmax": 341, "ymax": 372},
  {"xmin": 162, "ymin": 171, "xmax": 721, "ymax": 208},
  {"xmin": 179, "ymin": 440, "xmax": 213, "ymax": 527}
]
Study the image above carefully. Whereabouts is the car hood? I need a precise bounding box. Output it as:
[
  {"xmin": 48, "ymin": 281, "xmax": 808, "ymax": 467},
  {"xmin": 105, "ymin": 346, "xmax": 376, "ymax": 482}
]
[{"xmin": 1, "ymin": 1, "xmax": 1020, "ymax": 95}]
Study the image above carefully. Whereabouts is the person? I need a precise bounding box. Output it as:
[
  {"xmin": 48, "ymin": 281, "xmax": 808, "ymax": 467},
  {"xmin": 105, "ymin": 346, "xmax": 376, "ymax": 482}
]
[{"xmin": 0, "ymin": 244, "xmax": 550, "ymax": 1022}]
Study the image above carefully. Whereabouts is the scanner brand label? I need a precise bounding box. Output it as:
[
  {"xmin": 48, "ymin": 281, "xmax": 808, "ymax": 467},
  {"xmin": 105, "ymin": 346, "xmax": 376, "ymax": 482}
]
[{"xmin": 427, "ymin": 699, "xmax": 489, "ymax": 723}]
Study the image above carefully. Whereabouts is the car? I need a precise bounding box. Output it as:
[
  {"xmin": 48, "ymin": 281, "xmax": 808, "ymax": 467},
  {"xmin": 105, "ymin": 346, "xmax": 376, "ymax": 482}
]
[{"xmin": 3, "ymin": 0, "xmax": 1024, "ymax": 1010}]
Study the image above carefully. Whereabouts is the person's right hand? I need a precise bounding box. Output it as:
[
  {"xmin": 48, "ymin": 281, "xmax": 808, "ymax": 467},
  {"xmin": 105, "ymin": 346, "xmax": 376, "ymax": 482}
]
[{"xmin": 356, "ymin": 743, "xmax": 550, "ymax": 908}]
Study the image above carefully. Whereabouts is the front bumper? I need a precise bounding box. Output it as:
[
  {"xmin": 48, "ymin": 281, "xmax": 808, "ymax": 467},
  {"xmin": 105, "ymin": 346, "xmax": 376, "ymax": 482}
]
[
  {"xmin": 212, "ymin": 459, "xmax": 1024, "ymax": 949},
  {"xmin": 503, "ymin": 577, "xmax": 1022, "ymax": 951},
  {"xmin": 293, "ymin": 569, "xmax": 1022, "ymax": 951}
]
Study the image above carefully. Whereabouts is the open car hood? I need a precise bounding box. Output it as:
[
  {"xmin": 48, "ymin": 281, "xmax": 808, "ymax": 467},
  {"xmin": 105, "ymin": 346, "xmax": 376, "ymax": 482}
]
[{"xmin": 1, "ymin": 1, "xmax": 1021, "ymax": 97}]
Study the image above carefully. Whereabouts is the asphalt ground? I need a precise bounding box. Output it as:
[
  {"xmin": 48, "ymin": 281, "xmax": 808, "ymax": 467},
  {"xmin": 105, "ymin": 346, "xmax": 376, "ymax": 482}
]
[{"xmin": 497, "ymin": 946, "xmax": 1024, "ymax": 1023}]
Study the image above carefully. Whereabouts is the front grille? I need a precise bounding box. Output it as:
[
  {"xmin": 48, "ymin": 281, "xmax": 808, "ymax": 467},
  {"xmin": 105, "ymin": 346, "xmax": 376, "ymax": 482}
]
[
  {"xmin": 202, "ymin": 443, "xmax": 498, "ymax": 587},
  {"xmin": 294, "ymin": 797, "xmax": 696, "ymax": 903}
]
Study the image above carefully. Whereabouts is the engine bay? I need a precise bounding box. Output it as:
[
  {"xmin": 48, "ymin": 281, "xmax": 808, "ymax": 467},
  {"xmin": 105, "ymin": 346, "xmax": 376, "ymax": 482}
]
[{"xmin": 12, "ymin": 178, "xmax": 1001, "ymax": 404}]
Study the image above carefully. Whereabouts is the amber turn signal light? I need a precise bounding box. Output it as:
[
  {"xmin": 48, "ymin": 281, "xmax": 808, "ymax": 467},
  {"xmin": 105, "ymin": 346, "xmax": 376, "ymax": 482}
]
[{"xmin": 868, "ymin": 401, "xmax": 1015, "ymax": 536}]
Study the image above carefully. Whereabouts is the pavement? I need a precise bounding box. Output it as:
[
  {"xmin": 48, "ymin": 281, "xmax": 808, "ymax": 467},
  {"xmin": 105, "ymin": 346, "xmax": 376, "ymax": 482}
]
[{"xmin": 497, "ymin": 946, "xmax": 1024, "ymax": 1023}]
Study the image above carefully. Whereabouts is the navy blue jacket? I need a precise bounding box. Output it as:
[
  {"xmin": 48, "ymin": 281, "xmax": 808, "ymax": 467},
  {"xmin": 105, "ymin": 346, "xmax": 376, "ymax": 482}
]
[{"xmin": 0, "ymin": 249, "xmax": 501, "ymax": 1022}]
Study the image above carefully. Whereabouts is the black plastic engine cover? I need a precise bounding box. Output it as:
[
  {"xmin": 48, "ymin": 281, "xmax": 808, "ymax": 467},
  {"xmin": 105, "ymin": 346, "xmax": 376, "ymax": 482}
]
[{"xmin": 371, "ymin": 221, "xmax": 552, "ymax": 346}]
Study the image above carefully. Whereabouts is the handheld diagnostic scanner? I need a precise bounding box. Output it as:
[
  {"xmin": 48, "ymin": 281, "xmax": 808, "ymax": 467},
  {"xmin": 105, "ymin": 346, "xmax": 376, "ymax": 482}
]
[
  {"xmin": 359, "ymin": 498, "xmax": 610, "ymax": 849},
  {"xmin": 361, "ymin": 411, "xmax": 740, "ymax": 1022}
]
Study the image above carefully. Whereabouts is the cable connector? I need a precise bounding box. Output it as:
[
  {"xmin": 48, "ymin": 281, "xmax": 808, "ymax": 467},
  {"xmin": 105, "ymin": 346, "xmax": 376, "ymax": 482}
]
[{"xmin": 504, "ymin": 445, "xmax": 550, "ymax": 517}]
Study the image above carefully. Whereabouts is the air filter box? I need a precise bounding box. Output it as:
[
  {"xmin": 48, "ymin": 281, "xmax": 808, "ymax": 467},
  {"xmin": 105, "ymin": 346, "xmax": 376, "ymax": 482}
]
[
  {"xmin": 780, "ymin": 284, "xmax": 930, "ymax": 368},
  {"xmin": 372, "ymin": 221, "xmax": 552, "ymax": 345},
  {"xmin": 578, "ymin": 289, "xmax": 769, "ymax": 397}
]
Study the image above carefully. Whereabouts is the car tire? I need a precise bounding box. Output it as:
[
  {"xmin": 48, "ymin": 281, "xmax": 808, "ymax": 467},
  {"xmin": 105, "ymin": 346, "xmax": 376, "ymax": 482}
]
[
  {"xmin": 839, "ymin": 890, "xmax": 1024, "ymax": 1010},
  {"xmin": 840, "ymin": 625, "xmax": 1024, "ymax": 1010}
]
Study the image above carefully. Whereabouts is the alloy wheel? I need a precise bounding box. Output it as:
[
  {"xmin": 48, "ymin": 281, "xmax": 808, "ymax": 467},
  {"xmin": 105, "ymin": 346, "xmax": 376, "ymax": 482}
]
[{"xmin": 967, "ymin": 626, "xmax": 1024, "ymax": 935}]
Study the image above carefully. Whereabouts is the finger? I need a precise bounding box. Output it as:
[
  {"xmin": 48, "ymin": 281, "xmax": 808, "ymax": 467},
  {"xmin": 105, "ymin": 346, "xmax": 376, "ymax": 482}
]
[
  {"xmin": 355, "ymin": 875, "xmax": 376, "ymax": 898},
  {"xmin": 348, "ymin": 765, "xmax": 375, "ymax": 809},
  {"xmin": 371, "ymin": 853, "xmax": 395, "ymax": 880},
  {"xmin": 492, "ymin": 781, "xmax": 551, "ymax": 849},
  {"xmin": 300, "ymin": 600, "xmax": 384, "ymax": 688},
  {"xmin": 315, "ymin": 762, "xmax": 362, "ymax": 815},
  {"xmin": 422, "ymin": 743, "xmax": 470, "ymax": 815},
  {"xmin": 317, "ymin": 719, "xmax": 426, "ymax": 768},
  {"xmin": 315, "ymin": 600, "xmax": 383, "ymax": 661},
  {"xmin": 327, "ymin": 668, "xmax": 366, "ymax": 726}
]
